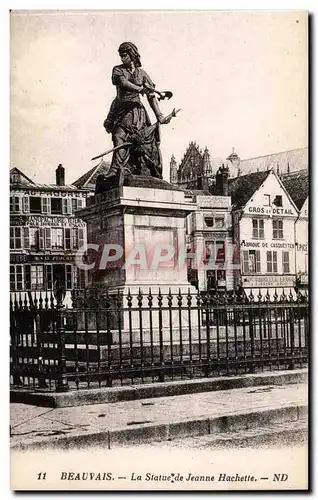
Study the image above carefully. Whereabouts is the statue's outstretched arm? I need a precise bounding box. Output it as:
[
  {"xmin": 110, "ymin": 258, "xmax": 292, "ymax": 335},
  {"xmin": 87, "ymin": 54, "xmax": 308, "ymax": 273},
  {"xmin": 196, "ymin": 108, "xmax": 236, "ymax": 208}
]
[{"xmin": 147, "ymin": 95, "xmax": 169, "ymax": 124}]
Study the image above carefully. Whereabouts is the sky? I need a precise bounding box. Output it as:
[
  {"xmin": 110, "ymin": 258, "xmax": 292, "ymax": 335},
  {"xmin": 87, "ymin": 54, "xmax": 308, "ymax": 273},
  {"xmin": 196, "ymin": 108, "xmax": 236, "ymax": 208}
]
[{"xmin": 10, "ymin": 10, "xmax": 308, "ymax": 185}]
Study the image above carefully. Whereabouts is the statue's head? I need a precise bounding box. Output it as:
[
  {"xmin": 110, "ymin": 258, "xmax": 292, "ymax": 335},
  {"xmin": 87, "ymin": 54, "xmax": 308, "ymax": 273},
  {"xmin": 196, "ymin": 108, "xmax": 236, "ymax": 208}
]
[{"xmin": 118, "ymin": 42, "xmax": 142, "ymax": 67}]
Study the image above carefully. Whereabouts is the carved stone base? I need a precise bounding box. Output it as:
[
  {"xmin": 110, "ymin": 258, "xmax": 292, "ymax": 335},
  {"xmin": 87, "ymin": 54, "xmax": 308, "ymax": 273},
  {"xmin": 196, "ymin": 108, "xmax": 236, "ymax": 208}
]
[{"xmin": 77, "ymin": 183, "xmax": 198, "ymax": 330}]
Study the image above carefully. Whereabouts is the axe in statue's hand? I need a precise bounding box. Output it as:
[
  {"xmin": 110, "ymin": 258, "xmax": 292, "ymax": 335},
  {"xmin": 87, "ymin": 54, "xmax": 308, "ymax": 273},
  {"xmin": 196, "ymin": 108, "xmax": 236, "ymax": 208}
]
[
  {"xmin": 142, "ymin": 81, "xmax": 173, "ymax": 101},
  {"xmin": 158, "ymin": 108, "xmax": 181, "ymax": 125}
]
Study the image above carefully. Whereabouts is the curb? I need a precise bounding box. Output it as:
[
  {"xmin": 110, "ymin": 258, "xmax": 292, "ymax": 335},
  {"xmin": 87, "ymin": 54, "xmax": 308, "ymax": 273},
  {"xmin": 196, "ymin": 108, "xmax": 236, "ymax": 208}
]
[
  {"xmin": 10, "ymin": 368, "xmax": 308, "ymax": 408},
  {"xmin": 11, "ymin": 404, "xmax": 307, "ymax": 452}
]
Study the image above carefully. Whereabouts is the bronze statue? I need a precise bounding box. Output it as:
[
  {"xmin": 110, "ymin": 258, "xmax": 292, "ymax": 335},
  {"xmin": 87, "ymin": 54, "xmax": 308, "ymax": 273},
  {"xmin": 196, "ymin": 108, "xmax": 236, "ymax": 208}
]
[{"xmin": 94, "ymin": 42, "xmax": 179, "ymax": 192}]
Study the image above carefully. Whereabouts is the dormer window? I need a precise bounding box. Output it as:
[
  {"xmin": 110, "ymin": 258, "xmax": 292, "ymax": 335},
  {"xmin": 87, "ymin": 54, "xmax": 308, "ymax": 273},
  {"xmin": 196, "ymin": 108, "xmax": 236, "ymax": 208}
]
[
  {"xmin": 273, "ymin": 195, "xmax": 282, "ymax": 207},
  {"xmin": 215, "ymin": 218, "xmax": 224, "ymax": 228},
  {"xmin": 204, "ymin": 217, "xmax": 214, "ymax": 228},
  {"xmin": 10, "ymin": 173, "xmax": 21, "ymax": 184}
]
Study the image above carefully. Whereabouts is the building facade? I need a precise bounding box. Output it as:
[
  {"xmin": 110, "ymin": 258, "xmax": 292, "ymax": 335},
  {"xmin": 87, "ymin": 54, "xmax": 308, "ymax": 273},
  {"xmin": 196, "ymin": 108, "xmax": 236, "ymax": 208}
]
[
  {"xmin": 229, "ymin": 170, "xmax": 299, "ymax": 293},
  {"xmin": 281, "ymin": 169, "xmax": 309, "ymax": 287},
  {"xmin": 170, "ymin": 142, "xmax": 214, "ymax": 190},
  {"xmin": 169, "ymin": 144, "xmax": 308, "ymax": 294},
  {"xmin": 10, "ymin": 165, "xmax": 89, "ymax": 303},
  {"xmin": 185, "ymin": 191, "xmax": 233, "ymax": 292}
]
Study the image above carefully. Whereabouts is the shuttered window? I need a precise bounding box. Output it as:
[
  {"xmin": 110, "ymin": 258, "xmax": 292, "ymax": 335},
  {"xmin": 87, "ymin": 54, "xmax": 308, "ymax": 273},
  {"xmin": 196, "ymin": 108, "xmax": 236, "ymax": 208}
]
[{"xmin": 266, "ymin": 251, "xmax": 278, "ymax": 273}]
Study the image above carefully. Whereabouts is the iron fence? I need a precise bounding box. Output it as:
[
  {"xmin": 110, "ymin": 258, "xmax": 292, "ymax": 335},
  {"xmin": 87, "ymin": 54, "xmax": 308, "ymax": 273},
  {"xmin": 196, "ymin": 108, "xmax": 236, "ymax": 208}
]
[{"xmin": 10, "ymin": 287, "xmax": 308, "ymax": 392}]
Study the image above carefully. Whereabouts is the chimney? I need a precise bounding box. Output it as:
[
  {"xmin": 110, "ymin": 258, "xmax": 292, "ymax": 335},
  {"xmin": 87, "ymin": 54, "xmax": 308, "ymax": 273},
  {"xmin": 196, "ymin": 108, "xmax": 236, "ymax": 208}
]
[
  {"xmin": 56, "ymin": 164, "xmax": 65, "ymax": 186},
  {"xmin": 215, "ymin": 164, "xmax": 229, "ymax": 196}
]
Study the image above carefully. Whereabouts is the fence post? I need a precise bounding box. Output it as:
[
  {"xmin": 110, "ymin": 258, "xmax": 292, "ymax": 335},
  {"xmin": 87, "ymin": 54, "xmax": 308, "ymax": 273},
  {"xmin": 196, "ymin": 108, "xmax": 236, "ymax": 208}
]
[
  {"xmin": 248, "ymin": 292, "xmax": 255, "ymax": 374},
  {"xmin": 205, "ymin": 293, "xmax": 211, "ymax": 376},
  {"xmin": 55, "ymin": 287, "xmax": 69, "ymax": 393},
  {"xmin": 158, "ymin": 289, "xmax": 165, "ymax": 382},
  {"xmin": 105, "ymin": 289, "xmax": 113, "ymax": 388},
  {"xmin": 288, "ymin": 301, "xmax": 295, "ymax": 370}
]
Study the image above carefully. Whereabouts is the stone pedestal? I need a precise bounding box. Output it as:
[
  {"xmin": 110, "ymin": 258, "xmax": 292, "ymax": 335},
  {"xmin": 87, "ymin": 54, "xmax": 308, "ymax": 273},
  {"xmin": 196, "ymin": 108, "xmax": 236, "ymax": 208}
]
[{"xmin": 77, "ymin": 177, "xmax": 198, "ymax": 332}]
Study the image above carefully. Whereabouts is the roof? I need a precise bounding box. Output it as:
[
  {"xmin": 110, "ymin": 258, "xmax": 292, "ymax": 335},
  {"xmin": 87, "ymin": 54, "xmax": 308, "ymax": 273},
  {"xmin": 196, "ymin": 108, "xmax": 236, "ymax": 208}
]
[
  {"xmin": 13, "ymin": 183, "xmax": 83, "ymax": 192},
  {"xmin": 239, "ymin": 147, "xmax": 308, "ymax": 176},
  {"xmin": 73, "ymin": 160, "xmax": 111, "ymax": 189},
  {"xmin": 281, "ymin": 169, "xmax": 309, "ymax": 210},
  {"xmin": 10, "ymin": 167, "xmax": 35, "ymax": 187},
  {"xmin": 229, "ymin": 170, "xmax": 271, "ymax": 210},
  {"xmin": 10, "ymin": 167, "xmax": 87, "ymax": 192}
]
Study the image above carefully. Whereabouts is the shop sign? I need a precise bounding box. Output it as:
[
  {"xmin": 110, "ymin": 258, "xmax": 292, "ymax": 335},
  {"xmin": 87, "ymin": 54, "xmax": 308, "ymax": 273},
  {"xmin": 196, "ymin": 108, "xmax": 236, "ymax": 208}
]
[
  {"xmin": 242, "ymin": 275, "xmax": 296, "ymax": 288},
  {"xmin": 241, "ymin": 241, "xmax": 295, "ymax": 249},
  {"xmin": 246, "ymin": 206, "xmax": 294, "ymax": 216},
  {"xmin": 28, "ymin": 255, "xmax": 75, "ymax": 262},
  {"xmin": 296, "ymin": 243, "xmax": 308, "ymax": 252},
  {"xmin": 27, "ymin": 216, "xmax": 85, "ymax": 227}
]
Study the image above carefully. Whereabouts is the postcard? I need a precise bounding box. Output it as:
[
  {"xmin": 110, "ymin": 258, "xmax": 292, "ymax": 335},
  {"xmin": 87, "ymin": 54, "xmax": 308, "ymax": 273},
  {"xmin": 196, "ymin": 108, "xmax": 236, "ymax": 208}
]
[{"xmin": 10, "ymin": 9, "xmax": 308, "ymax": 491}]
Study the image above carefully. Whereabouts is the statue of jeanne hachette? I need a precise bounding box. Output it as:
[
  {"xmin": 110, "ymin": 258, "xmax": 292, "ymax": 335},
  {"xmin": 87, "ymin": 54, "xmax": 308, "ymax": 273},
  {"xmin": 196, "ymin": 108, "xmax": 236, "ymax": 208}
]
[{"xmin": 95, "ymin": 42, "xmax": 179, "ymax": 192}]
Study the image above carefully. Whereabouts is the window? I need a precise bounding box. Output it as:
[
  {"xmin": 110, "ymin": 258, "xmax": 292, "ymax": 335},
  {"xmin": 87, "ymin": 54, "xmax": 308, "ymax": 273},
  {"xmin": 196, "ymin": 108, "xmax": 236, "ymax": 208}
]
[
  {"xmin": 266, "ymin": 251, "xmax": 278, "ymax": 273},
  {"xmin": 217, "ymin": 270, "xmax": 226, "ymax": 283},
  {"xmin": 66, "ymin": 265, "xmax": 72, "ymax": 290},
  {"xmin": 76, "ymin": 268, "xmax": 86, "ymax": 289},
  {"xmin": 29, "ymin": 197, "xmax": 42, "ymax": 214},
  {"xmin": 28, "ymin": 228, "xmax": 44, "ymax": 250},
  {"xmin": 51, "ymin": 198, "xmax": 63, "ymax": 215},
  {"xmin": 214, "ymin": 218, "xmax": 224, "ymax": 228},
  {"xmin": 10, "ymin": 227, "xmax": 22, "ymax": 249},
  {"xmin": 51, "ymin": 228, "xmax": 64, "ymax": 249},
  {"xmin": 71, "ymin": 228, "xmax": 78, "ymax": 249},
  {"xmin": 243, "ymin": 250, "xmax": 261, "ymax": 274},
  {"xmin": 22, "ymin": 197, "xmax": 30, "ymax": 213},
  {"xmin": 72, "ymin": 199, "xmax": 78, "ymax": 214},
  {"xmin": 78, "ymin": 228, "xmax": 84, "ymax": 249},
  {"xmin": 23, "ymin": 227, "xmax": 30, "ymax": 249},
  {"xmin": 264, "ymin": 194, "xmax": 270, "ymax": 206},
  {"xmin": 65, "ymin": 228, "xmax": 71, "ymax": 250},
  {"xmin": 62, "ymin": 199, "xmax": 72, "ymax": 215},
  {"xmin": 10, "ymin": 196, "xmax": 21, "ymax": 213},
  {"xmin": 39, "ymin": 228, "xmax": 45, "ymax": 249},
  {"xmin": 252, "ymin": 219, "xmax": 264, "ymax": 239},
  {"xmin": 273, "ymin": 219, "xmax": 284, "ymax": 239},
  {"xmin": 44, "ymin": 265, "xmax": 53, "ymax": 290},
  {"xmin": 10, "ymin": 265, "xmax": 23, "ymax": 291},
  {"xmin": 273, "ymin": 195, "xmax": 282, "ymax": 207},
  {"xmin": 283, "ymin": 251, "xmax": 290, "ymax": 273},
  {"xmin": 204, "ymin": 217, "xmax": 214, "ymax": 228},
  {"xmin": 10, "ymin": 266, "xmax": 14, "ymax": 291},
  {"xmin": 205, "ymin": 241, "xmax": 215, "ymax": 263},
  {"xmin": 29, "ymin": 228, "xmax": 39, "ymax": 249},
  {"xmin": 45, "ymin": 228, "xmax": 51, "ymax": 249},
  {"xmin": 25, "ymin": 265, "xmax": 31, "ymax": 290},
  {"xmin": 41, "ymin": 197, "xmax": 50, "ymax": 214},
  {"xmin": 10, "ymin": 172, "xmax": 21, "ymax": 183},
  {"xmin": 31, "ymin": 265, "xmax": 44, "ymax": 289},
  {"xmin": 215, "ymin": 241, "xmax": 225, "ymax": 263}
]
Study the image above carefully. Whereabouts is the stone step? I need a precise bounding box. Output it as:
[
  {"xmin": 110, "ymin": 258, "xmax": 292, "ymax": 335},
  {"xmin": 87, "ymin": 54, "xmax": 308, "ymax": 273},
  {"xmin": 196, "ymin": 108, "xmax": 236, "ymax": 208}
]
[
  {"xmin": 11, "ymin": 402, "xmax": 307, "ymax": 451},
  {"xmin": 159, "ymin": 418, "xmax": 308, "ymax": 450}
]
